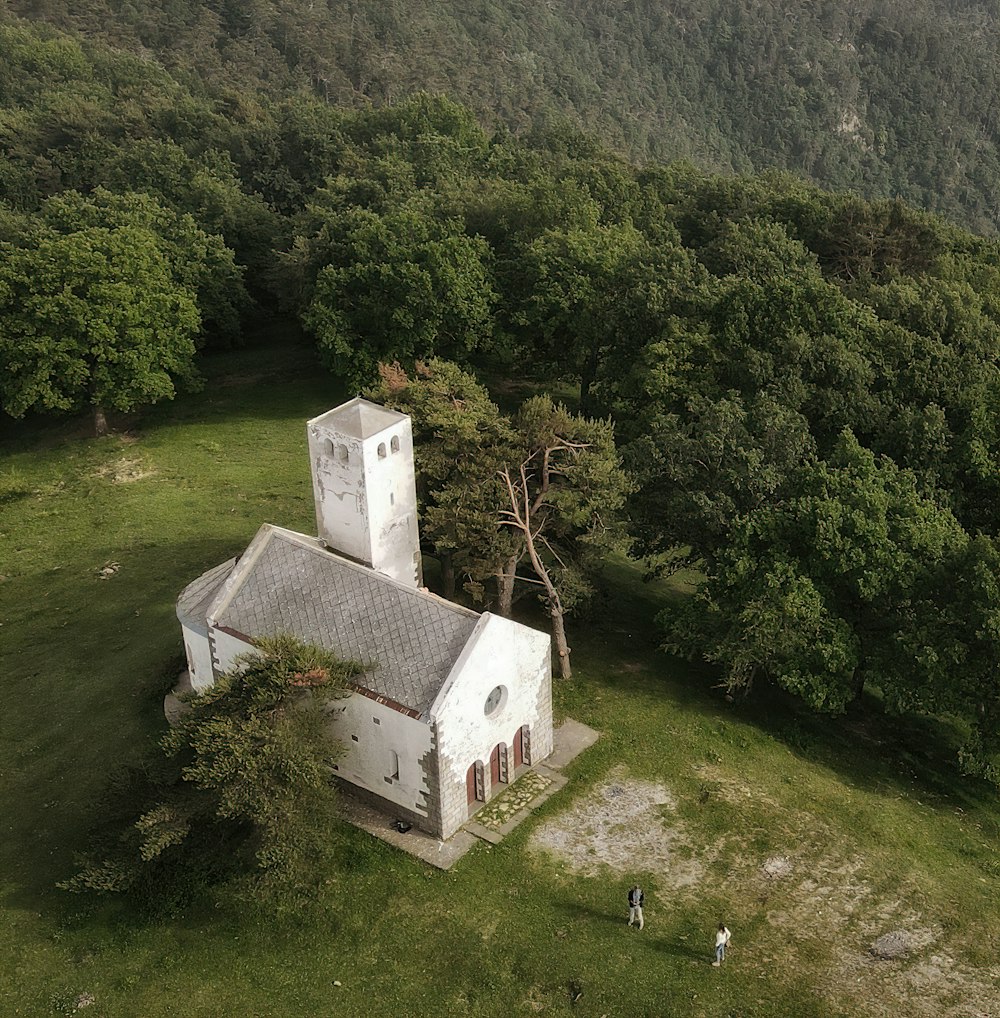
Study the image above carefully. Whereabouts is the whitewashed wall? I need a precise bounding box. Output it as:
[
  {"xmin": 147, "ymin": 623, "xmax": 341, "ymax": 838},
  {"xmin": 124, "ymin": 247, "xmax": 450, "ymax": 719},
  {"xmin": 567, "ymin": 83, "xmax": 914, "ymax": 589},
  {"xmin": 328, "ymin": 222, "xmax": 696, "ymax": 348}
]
[
  {"xmin": 359, "ymin": 421, "xmax": 421, "ymax": 588},
  {"xmin": 327, "ymin": 693, "xmax": 433, "ymax": 820},
  {"xmin": 431, "ymin": 613, "xmax": 553, "ymax": 839},
  {"xmin": 209, "ymin": 627, "xmax": 254, "ymax": 677},
  {"xmin": 180, "ymin": 623, "xmax": 216, "ymax": 692},
  {"xmin": 306, "ymin": 427, "xmax": 369, "ymax": 566},
  {"xmin": 306, "ymin": 409, "xmax": 421, "ymax": 588}
]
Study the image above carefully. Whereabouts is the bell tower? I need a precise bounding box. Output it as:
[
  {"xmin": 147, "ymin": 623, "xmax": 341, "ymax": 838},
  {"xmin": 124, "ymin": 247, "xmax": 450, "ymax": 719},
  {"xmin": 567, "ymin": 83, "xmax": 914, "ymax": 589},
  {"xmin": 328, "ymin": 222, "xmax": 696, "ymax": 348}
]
[{"xmin": 306, "ymin": 398, "xmax": 422, "ymax": 588}]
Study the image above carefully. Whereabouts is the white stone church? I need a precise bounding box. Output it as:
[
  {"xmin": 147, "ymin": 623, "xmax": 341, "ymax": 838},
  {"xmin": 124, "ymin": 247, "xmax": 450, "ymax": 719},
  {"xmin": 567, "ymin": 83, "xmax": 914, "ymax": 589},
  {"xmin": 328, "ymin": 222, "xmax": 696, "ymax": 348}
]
[{"xmin": 175, "ymin": 398, "xmax": 553, "ymax": 840}]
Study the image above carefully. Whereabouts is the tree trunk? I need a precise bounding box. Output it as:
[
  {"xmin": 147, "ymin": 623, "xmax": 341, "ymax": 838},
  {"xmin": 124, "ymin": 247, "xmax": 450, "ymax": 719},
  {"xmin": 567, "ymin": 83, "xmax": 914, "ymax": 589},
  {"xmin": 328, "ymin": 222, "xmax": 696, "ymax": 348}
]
[
  {"xmin": 440, "ymin": 551, "xmax": 455, "ymax": 601},
  {"xmin": 93, "ymin": 405, "xmax": 109, "ymax": 437},
  {"xmin": 498, "ymin": 463, "xmax": 576, "ymax": 678},
  {"xmin": 495, "ymin": 554, "xmax": 518, "ymax": 617},
  {"xmin": 579, "ymin": 344, "xmax": 600, "ymax": 418},
  {"xmin": 550, "ymin": 603, "xmax": 572, "ymax": 680}
]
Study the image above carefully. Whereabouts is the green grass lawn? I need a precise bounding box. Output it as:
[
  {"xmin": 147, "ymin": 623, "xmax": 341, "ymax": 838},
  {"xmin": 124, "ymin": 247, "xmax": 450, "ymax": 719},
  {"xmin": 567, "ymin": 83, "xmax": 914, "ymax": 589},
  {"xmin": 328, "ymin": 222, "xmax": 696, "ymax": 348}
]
[{"xmin": 2, "ymin": 339, "xmax": 999, "ymax": 1017}]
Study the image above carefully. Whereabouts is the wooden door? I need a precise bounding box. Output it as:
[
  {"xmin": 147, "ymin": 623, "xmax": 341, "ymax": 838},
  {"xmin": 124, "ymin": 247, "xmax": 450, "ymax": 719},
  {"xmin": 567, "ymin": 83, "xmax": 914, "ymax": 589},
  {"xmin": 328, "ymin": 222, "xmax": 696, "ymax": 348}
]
[
  {"xmin": 513, "ymin": 726, "xmax": 524, "ymax": 768},
  {"xmin": 466, "ymin": 762, "xmax": 477, "ymax": 805},
  {"xmin": 490, "ymin": 744, "xmax": 501, "ymax": 787}
]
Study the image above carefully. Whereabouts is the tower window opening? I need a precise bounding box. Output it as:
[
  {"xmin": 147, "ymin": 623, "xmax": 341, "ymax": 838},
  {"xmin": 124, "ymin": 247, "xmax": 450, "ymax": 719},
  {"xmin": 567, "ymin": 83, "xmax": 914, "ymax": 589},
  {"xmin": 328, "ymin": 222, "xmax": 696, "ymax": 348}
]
[
  {"xmin": 337, "ymin": 443, "xmax": 349, "ymax": 463},
  {"xmin": 377, "ymin": 442, "xmax": 387, "ymax": 458},
  {"xmin": 391, "ymin": 435, "xmax": 400, "ymax": 453}
]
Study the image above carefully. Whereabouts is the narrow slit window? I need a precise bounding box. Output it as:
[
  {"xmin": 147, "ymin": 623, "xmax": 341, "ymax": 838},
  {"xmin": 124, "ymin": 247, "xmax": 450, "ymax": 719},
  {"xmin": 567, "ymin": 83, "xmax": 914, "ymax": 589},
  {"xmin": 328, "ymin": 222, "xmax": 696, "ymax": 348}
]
[{"xmin": 389, "ymin": 750, "xmax": 399, "ymax": 780}]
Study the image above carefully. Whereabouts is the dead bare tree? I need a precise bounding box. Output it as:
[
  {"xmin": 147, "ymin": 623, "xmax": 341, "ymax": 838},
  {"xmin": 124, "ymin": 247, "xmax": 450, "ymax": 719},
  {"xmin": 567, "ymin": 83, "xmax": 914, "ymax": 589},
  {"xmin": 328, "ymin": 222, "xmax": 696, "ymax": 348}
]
[{"xmin": 499, "ymin": 435, "xmax": 590, "ymax": 680}]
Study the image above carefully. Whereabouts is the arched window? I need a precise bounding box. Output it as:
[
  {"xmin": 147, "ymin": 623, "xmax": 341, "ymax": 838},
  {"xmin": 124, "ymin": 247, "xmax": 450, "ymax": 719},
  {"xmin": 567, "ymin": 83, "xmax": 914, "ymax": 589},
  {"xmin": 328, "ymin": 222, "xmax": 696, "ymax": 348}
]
[
  {"xmin": 377, "ymin": 442, "xmax": 387, "ymax": 458},
  {"xmin": 337, "ymin": 444, "xmax": 349, "ymax": 463},
  {"xmin": 390, "ymin": 435, "xmax": 400, "ymax": 454}
]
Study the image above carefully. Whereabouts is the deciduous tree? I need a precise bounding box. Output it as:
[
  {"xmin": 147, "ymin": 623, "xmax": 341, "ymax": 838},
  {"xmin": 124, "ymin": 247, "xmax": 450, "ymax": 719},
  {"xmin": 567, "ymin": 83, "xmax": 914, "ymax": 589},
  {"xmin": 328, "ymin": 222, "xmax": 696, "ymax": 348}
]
[
  {"xmin": 664, "ymin": 431, "xmax": 966, "ymax": 711},
  {"xmin": 303, "ymin": 201, "xmax": 496, "ymax": 391},
  {"xmin": 0, "ymin": 219, "xmax": 200, "ymax": 435}
]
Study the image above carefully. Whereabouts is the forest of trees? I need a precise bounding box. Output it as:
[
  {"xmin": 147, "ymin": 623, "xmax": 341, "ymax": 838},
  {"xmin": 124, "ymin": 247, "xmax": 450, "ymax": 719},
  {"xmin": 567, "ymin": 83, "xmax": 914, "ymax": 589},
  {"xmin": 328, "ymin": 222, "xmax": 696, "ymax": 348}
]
[
  {"xmin": 6, "ymin": 0, "xmax": 1000, "ymax": 231},
  {"xmin": 3, "ymin": 5, "xmax": 1000, "ymax": 783}
]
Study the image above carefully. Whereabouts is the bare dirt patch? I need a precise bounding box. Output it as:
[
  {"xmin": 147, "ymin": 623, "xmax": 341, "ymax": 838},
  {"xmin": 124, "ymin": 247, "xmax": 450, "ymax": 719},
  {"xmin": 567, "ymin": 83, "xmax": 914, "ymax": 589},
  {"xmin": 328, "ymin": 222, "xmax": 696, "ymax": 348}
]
[
  {"xmin": 93, "ymin": 456, "xmax": 155, "ymax": 484},
  {"xmin": 528, "ymin": 765, "xmax": 703, "ymax": 887},
  {"xmin": 531, "ymin": 762, "xmax": 1000, "ymax": 1017},
  {"xmin": 761, "ymin": 855, "xmax": 793, "ymax": 880}
]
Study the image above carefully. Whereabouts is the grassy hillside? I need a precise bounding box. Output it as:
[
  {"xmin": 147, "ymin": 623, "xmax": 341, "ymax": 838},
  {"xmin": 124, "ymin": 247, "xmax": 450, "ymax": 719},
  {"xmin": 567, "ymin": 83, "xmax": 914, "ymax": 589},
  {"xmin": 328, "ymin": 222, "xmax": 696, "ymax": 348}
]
[
  {"xmin": 7, "ymin": 0, "xmax": 1000, "ymax": 232},
  {"xmin": 2, "ymin": 342, "xmax": 998, "ymax": 1016}
]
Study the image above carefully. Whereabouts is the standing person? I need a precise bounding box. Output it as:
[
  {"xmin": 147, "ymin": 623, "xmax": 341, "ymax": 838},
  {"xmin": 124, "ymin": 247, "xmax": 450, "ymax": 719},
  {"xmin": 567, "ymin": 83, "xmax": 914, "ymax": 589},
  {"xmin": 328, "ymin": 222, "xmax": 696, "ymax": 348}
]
[
  {"xmin": 713, "ymin": 923, "xmax": 731, "ymax": 966},
  {"xmin": 627, "ymin": 885, "xmax": 644, "ymax": 930}
]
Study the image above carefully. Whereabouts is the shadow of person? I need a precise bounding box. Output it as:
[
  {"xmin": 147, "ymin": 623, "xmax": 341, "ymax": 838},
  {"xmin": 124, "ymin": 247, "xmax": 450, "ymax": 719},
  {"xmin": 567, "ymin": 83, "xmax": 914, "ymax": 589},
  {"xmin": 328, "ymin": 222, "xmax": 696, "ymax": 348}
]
[{"xmin": 557, "ymin": 900, "xmax": 625, "ymax": 927}]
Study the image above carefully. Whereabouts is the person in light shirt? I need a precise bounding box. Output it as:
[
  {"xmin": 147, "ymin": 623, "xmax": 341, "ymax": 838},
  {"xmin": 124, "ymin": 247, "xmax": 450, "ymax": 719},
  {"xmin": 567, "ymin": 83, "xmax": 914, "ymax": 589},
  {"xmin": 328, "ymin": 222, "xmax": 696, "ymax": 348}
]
[{"xmin": 712, "ymin": 923, "xmax": 731, "ymax": 966}]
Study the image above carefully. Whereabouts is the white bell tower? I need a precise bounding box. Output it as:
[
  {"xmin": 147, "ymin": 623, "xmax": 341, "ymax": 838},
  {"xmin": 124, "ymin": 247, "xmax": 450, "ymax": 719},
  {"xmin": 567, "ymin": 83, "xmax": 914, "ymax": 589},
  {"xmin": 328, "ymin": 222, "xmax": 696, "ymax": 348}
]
[{"xmin": 306, "ymin": 398, "xmax": 422, "ymax": 588}]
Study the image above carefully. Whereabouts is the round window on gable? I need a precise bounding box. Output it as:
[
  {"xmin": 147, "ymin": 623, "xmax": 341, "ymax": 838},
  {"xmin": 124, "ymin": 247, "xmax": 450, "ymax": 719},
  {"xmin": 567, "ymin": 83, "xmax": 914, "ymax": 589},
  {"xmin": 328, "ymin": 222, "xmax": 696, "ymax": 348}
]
[{"xmin": 484, "ymin": 685, "xmax": 507, "ymax": 717}]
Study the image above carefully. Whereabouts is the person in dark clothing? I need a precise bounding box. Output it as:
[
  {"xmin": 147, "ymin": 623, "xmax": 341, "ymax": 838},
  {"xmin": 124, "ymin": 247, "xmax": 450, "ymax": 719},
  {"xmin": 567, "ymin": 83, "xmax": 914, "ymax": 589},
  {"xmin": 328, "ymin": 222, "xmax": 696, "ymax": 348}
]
[{"xmin": 627, "ymin": 885, "xmax": 645, "ymax": 930}]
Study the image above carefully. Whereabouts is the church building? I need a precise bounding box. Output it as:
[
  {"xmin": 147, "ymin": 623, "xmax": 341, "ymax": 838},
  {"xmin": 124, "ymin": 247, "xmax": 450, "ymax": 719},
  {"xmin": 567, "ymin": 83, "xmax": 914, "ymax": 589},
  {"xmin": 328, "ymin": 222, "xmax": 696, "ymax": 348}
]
[{"xmin": 175, "ymin": 398, "xmax": 553, "ymax": 840}]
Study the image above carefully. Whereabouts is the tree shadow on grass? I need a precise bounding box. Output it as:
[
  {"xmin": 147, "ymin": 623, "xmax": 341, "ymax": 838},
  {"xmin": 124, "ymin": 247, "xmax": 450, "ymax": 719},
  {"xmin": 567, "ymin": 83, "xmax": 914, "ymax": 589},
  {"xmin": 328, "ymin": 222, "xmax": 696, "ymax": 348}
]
[
  {"xmin": 574, "ymin": 552, "xmax": 1000, "ymax": 825},
  {"xmin": 557, "ymin": 899, "xmax": 624, "ymax": 928},
  {"xmin": 654, "ymin": 935, "xmax": 710, "ymax": 963}
]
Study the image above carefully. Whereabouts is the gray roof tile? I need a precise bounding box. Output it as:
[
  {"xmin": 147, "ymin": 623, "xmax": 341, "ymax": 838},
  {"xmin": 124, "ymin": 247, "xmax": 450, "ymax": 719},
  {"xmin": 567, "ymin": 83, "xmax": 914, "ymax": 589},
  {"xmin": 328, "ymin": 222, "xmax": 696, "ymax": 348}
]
[
  {"xmin": 176, "ymin": 558, "xmax": 237, "ymax": 627},
  {"xmin": 207, "ymin": 526, "xmax": 479, "ymax": 718}
]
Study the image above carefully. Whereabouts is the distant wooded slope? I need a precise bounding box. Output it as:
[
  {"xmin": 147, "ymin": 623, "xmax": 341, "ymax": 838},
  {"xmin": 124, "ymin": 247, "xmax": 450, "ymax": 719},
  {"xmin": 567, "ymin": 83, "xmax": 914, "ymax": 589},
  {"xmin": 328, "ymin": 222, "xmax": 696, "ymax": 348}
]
[{"xmin": 7, "ymin": 0, "xmax": 1000, "ymax": 232}]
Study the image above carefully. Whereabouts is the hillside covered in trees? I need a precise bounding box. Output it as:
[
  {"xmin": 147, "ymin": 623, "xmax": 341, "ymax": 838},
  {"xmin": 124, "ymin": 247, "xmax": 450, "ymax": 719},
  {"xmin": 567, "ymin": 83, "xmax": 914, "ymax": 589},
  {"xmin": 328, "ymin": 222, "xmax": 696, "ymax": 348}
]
[
  {"xmin": 4, "ymin": 4, "xmax": 1000, "ymax": 780},
  {"xmin": 6, "ymin": 0, "xmax": 1000, "ymax": 232},
  {"xmin": 4, "ymin": 62, "xmax": 1000, "ymax": 780}
]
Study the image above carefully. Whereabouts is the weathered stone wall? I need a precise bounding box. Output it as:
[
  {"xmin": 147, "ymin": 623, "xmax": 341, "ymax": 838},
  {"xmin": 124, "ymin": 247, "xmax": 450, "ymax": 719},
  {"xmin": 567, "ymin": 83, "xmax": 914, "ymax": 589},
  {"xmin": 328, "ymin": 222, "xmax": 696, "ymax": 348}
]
[
  {"xmin": 307, "ymin": 425, "xmax": 369, "ymax": 566},
  {"xmin": 327, "ymin": 692, "xmax": 435, "ymax": 824},
  {"xmin": 306, "ymin": 401, "xmax": 421, "ymax": 588},
  {"xmin": 181, "ymin": 622, "xmax": 216, "ymax": 691},
  {"xmin": 431, "ymin": 613, "xmax": 553, "ymax": 839},
  {"xmin": 332, "ymin": 777, "xmax": 430, "ymax": 832}
]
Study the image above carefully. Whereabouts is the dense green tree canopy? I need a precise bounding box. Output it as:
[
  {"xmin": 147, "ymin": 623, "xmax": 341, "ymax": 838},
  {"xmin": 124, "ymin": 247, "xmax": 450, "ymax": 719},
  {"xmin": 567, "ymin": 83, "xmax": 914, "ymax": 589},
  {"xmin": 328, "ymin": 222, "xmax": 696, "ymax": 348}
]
[
  {"xmin": 303, "ymin": 202, "xmax": 496, "ymax": 390},
  {"xmin": 9, "ymin": 1, "xmax": 1000, "ymax": 233},
  {"xmin": 665, "ymin": 432, "xmax": 967, "ymax": 711},
  {"xmin": 0, "ymin": 214, "xmax": 200, "ymax": 434}
]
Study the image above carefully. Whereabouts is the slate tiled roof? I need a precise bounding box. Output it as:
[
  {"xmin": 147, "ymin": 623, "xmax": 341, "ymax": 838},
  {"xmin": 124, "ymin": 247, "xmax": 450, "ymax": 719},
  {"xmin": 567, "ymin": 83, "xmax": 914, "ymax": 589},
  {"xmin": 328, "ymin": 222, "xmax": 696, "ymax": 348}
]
[
  {"xmin": 207, "ymin": 526, "xmax": 480, "ymax": 718},
  {"xmin": 176, "ymin": 558, "xmax": 238, "ymax": 628}
]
